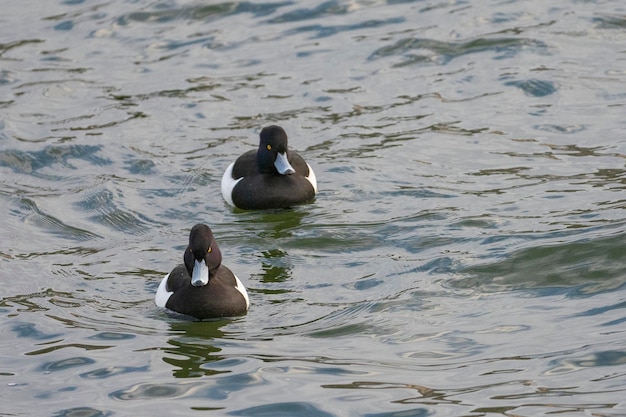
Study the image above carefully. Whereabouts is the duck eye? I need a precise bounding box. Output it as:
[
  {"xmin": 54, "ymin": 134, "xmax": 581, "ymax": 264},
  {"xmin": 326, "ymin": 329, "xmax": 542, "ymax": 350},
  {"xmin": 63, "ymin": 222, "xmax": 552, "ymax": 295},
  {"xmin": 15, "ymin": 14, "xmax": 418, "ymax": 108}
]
[
  {"xmin": 207, "ymin": 247, "xmax": 212, "ymax": 253},
  {"xmin": 266, "ymin": 144, "xmax": 272, "ymax": 150}
]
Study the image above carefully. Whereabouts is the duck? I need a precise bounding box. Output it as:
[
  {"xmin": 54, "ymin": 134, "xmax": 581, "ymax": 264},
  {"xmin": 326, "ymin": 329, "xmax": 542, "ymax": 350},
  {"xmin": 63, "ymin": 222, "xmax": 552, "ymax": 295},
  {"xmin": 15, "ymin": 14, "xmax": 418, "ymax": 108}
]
[
  {"xmin": 221, "ymin": 125, "xmax": 317, "ymax": 210},
  {"xmin": 155, "ymin": 224, "xmax": 249, "ymax": 319}
]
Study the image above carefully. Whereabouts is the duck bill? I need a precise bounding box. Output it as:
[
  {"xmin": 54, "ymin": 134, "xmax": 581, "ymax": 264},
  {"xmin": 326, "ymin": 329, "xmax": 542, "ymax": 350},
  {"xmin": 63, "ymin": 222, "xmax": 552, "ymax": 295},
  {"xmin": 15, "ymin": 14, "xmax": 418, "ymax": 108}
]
[
  {"xmin": 191, "ymin": 259, "xmax": 209, "ymax": 286},
  {"xmin": 274, "ymin": 152, "xmax": 295, "ymax": 175}
]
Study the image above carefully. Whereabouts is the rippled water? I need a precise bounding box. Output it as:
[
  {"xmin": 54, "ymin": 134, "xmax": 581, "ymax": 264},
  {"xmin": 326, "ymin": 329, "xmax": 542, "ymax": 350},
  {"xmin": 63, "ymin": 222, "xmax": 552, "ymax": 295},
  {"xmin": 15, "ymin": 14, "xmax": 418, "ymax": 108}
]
[{"xmin": 2, "ymin": 0, "xmax": 625, "ymax": 415}]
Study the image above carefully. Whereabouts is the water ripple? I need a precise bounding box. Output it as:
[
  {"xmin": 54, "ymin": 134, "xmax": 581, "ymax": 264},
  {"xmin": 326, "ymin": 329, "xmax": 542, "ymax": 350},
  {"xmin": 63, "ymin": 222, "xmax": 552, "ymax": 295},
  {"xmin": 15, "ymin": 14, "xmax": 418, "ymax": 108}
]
[
  {"xmin": 452, "ymin": 232, "xmax": 626, "ymax": 295},
  {"xmin": 503, "ymin": 78, "xmax": 558, "ymax": 97},
  {"xmin": 230, "ymin": 402, "xmax": 335, "ymax": 417},
  {"xmin": 52, "ymin": 407, "xmax": 112, "ymax": 417},
  {"xmin": 110, "ymin": 381, "xmax": 206, "ymax": 400},
  {"xmin": 285, "ymin": 17, "xmax": 405, "ymax": 39},
  {"xmin": 38, "ymin": 357, "xmax": 96, "ymax": 373},
  {"xmin": 0, "ymin": 145, "xmax": 110, "ymax": 176},
  {"xmin": 116, "ymin": 2, "xmax": 289, "ymax": 26},
  {"xmin": 18, "ymin": 198, "xmax": 101, "ymax": 241},
  {"xmin": 369, "ymin": 37, "xmax": 548, "ymax": 67}
]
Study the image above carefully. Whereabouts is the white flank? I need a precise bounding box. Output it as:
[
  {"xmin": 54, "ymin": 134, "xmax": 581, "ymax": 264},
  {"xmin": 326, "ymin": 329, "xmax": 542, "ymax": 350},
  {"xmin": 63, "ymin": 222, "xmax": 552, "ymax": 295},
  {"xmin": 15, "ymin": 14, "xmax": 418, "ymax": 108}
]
[
  {"xmin": 306, "ymin": 163, "xmax": 318, "ymax": 193},
  {"xmin": 154, "ymin": 274, "xmax": 172, "ymax": 308},
  {"xmin": 221, "ymin": 162, "xmax": 243, "ymax": 207},
  {"xmin": 234, "ymin": 275, "xmax": 250, "ymax": 309}
]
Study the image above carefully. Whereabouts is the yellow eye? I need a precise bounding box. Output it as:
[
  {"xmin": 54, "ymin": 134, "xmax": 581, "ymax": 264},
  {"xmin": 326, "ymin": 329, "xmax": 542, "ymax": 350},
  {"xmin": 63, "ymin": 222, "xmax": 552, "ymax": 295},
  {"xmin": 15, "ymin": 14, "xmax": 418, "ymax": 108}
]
[
  {"xmin": 266, "ymin": 144, "xmax": 272, "ymax": 150},
  {"xmin": 207, "ymin": 247, "xmax": 212, "ymax": 253}
]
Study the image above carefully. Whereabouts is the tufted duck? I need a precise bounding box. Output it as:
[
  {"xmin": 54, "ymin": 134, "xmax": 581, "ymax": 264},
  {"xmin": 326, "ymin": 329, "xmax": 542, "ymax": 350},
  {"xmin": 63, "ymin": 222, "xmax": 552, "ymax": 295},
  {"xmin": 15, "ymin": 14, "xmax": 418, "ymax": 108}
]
[
  {"xmin": 221, "ymin": 125, "xmax": 317, "ymax": 210},
  {"xmin": 155, "ymin": 224, "xmax": 249, "ymax": 319}
]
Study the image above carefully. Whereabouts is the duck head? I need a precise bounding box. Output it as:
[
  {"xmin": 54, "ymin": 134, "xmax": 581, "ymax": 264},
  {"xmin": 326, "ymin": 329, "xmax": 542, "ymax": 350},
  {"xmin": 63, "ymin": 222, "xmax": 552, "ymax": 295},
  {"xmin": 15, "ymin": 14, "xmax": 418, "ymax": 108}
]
[
  {"xmin": 183, "ymin": 224, "xmax": 222, "ymax": 287},
  {"xmin": 257, "ymin": 125, "xmax": 296, "ymax": 175}
]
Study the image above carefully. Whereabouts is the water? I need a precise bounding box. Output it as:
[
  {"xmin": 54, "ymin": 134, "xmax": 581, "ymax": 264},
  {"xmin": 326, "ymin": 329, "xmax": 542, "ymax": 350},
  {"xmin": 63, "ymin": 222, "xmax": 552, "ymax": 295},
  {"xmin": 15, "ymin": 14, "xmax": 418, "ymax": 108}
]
[{"xmin": 1, "ymin": 0, "xmax": 625, "ymax": 415}]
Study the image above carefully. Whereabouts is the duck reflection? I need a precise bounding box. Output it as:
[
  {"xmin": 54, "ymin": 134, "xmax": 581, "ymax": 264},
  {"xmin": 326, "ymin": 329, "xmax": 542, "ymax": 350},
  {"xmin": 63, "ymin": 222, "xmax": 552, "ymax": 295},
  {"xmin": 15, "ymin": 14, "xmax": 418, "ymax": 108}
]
[
  {"xmin": 161, "ymin": 320, "xmax": 229, "ymax": 378},
  {"xmin": 259, "ymin": 249, "xmax": 292, "ymax": 284},
  {"xmin": 236, "ymin": 207, "xmax": 308, "ymax": 240}
]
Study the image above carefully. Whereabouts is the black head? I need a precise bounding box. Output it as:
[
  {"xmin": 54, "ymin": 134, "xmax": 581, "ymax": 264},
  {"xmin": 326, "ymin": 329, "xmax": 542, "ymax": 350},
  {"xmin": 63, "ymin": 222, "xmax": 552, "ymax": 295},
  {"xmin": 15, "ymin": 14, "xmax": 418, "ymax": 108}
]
[
  {"xmin": 257, "ymin": 125, "xmax": 295, "ymax": 175},
  {"xmin": 183, "ymin": 224, "xmax": 222, "ymax": 287}
]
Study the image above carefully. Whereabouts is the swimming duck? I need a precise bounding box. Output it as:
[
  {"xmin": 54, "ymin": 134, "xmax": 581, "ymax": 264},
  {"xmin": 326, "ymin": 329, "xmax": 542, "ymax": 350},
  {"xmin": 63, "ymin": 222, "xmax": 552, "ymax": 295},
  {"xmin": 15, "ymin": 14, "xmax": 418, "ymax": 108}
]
[
  {"xmin": 221, "ymin": 125, "xmax": 317, "ymax": 210},
  {"xmin": 155, "ymin": 224, "xmax": 249, "ymax": 319}
]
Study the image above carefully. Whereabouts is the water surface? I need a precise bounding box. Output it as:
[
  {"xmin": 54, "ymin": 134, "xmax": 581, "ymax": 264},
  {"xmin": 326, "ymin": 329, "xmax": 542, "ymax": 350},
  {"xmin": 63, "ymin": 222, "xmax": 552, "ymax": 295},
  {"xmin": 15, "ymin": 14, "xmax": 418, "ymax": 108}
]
[{"xmin": 1, "ymin": 0, "xmax": 625, "ymax": 416}]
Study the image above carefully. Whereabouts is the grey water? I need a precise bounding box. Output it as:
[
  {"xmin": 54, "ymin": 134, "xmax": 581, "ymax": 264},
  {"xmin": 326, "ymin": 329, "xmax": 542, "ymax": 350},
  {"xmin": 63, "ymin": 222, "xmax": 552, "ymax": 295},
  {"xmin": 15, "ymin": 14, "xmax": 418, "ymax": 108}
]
[{"xmin": 1, "ymin": 0, "xmax": 625, "ymax": 416}]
